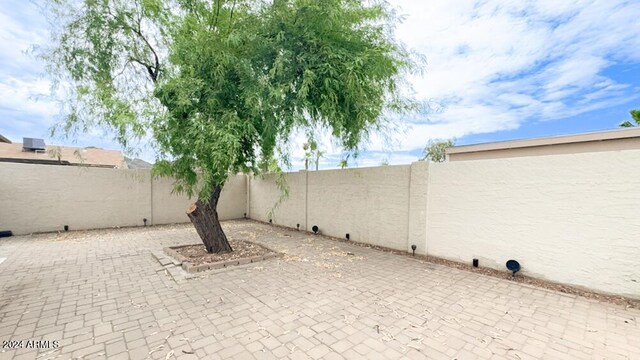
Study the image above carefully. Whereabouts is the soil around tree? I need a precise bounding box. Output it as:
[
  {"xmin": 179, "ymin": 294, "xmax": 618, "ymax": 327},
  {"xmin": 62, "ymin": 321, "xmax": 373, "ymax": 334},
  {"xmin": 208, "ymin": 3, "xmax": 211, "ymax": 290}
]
[{"xmin": 165, "ymin": 239, "xmax": 280, "ymax": 273}]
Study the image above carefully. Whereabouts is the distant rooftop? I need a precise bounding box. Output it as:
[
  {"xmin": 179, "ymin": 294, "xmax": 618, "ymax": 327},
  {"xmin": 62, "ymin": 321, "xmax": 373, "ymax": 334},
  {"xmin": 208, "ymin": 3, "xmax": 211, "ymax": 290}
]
[
  {"xmin": 0, "ymin": 138, "xmax": 127, "ymax": 168},
  {"xmin": 125, "ymin": 156, "xmax": 153, "ymax": 169},
  {"xmin": 446, "ymin": 127, "xmax": 640, "ymax": 161}
]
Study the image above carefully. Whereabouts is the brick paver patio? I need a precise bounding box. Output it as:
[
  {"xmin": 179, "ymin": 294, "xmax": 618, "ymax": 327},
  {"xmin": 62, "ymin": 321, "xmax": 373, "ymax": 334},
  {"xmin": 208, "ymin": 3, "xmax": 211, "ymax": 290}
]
[{"xmin": 1, "ymin": 220, "xmax": 639, "ymax": 359}]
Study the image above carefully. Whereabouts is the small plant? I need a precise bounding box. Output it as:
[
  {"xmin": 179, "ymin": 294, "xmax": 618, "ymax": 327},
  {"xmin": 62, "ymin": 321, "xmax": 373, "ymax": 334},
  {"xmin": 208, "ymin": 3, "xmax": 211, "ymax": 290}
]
[
  {"xmin": 47, "ymin": 146, "xmax": 63, "ymax": 164},
  {"xmin": 302, "ymin": 140, "xmax": 324, "ymax": 171}
]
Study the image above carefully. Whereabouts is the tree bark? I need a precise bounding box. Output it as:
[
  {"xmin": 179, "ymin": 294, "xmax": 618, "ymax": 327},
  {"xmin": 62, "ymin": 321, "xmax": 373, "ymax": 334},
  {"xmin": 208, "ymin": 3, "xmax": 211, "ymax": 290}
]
[{"xmin": 186, "ymin": 186, "xmax": 233, "ymax": 254}]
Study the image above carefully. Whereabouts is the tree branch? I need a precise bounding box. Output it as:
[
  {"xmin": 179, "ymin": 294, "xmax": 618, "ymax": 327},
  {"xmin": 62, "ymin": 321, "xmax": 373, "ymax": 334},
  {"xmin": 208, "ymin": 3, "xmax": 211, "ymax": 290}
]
[
  {"xmin": 129, "ymin": 57, "xmax": 157, "ymax": 82},
  {"xmin": 114, "ymin": 59, "xmax": 133, "ymax": 79},
  {"xmin": 129, "ymin": 27, "xmax": 160, "ymax": 82},
  {"xmin": 228, "ymin": 0, "xmax": 237, "ymax": 32},
  {"xmin": 213, "ymin": 0, "xmax": 222, "ymax": 29},
  {"xmin": 103, "ymin": 2, "xmax": 161, "ymax": 83}
]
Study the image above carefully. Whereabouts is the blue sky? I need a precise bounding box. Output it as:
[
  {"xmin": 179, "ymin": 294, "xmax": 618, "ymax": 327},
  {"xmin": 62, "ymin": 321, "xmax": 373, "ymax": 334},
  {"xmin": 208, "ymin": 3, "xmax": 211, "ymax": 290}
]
[{"xmin": 0, "ymin": 0, "xmax": 639, "ymax": 169}]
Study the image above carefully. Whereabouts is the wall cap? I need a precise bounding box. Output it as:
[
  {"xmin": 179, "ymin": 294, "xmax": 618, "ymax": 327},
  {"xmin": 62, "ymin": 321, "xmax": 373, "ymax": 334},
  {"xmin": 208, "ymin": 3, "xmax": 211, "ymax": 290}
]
[{"xmin": 446, "ymin": 127, "xmax": 640, "ymax": 155}]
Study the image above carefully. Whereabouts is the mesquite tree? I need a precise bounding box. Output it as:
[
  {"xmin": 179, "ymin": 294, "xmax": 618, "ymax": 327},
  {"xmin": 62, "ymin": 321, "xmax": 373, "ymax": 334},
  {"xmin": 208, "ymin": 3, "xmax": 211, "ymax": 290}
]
[{"xmin": 42, "ymin": 0, "xmax": 418, "ymax": 253}]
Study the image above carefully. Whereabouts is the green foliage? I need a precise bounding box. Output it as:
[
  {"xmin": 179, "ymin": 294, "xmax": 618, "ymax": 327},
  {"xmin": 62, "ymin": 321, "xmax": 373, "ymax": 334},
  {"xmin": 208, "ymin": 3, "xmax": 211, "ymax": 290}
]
[
  {"xmin": 421, "ymin": 139, "xmax": 455, "ymax": 163},
  {"xmin": 47, "ymin": 146, "xmax": 63, "ymax": 163},
  {"xmin": 42, "ymin": 0, "xmax": 419, "ymax": 202},
  {"xmin": 302, "ymin": 140, "xmax": 324, "ymax": 170},
  {"xmin": 620, "ymin": 110, "xmax": 640, "ymax": 128}
]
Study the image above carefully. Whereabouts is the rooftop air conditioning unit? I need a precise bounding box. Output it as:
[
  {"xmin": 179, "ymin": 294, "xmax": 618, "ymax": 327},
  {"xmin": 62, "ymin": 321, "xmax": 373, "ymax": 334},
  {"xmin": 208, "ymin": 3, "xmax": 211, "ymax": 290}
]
[{"xmin": 23, "ymin": 137, "xmax": 46, "ymax": 151}]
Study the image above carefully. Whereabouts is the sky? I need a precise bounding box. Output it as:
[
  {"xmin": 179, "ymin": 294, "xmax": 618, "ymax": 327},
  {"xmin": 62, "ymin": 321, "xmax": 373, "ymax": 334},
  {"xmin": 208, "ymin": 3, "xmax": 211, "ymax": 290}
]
[{"xmin": 0, "ymin": 0, "xmax": 639, "ymax": 169}]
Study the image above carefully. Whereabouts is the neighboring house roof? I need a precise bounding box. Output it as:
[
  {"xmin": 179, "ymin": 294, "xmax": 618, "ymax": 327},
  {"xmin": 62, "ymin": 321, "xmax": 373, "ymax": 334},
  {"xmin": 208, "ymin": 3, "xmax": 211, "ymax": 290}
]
[
  {"xmin": 125, "ymin": 156, "xmax": 153, "ymax": 169},
  {"xmin": 0, "ymin": 142, "xmax": 128, "ymax": 168},
  {"xmin": 0, "ymin": 134, "xmax": 11, "ymax": 144},
  {"xmin": 446, "ymin": 127, "xmax": 640, "ymax": 161}
]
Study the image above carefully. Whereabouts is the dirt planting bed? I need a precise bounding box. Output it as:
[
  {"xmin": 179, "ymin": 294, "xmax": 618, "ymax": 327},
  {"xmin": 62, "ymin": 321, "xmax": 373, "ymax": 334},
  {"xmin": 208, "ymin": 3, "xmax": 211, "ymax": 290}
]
[{"xmin": 164, "ymin": 239, "xmax": 280, "ymax": 273}]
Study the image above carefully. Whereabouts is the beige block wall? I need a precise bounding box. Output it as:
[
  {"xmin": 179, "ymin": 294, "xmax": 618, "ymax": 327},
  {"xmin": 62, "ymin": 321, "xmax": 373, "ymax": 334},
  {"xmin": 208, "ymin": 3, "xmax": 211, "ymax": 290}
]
[
  {"xmin": 426, "ymin": 150, "xmax": 640, "ymax": 298},
  {"xmin": 0, "ymin": 163, "xmax": 152, "ymax": 234},
  {"xmin": 248, "ymin": 166, "xmax": 416, "ymax": 250},
  {"xmin": 217, "ymin": 174, "xmax": 247, "ymax": 220},
  {"xmin": 0, "ymin": 163, "xmax": 247, "ymax": 234},
  {"xmin": 306, "ymin": 165, "xmax": 412, "ymax": 250},
  {"xmin": 248, "ymin": 172, "xmax": 307, "ymax": 229},
  {"xmin": 4, "ymin": 151, "xmax": 640, "ymax": 298},
  {"xmin": 150, "ymin": 176, "xmax": 190, "ymax": 225},
  {"xmin": 151, "ymin": 174, "xmax": 247, "ymax": 225},
  {"xmin": 407, "ymin": 161, "xmax": 429, "ymax": 253}
]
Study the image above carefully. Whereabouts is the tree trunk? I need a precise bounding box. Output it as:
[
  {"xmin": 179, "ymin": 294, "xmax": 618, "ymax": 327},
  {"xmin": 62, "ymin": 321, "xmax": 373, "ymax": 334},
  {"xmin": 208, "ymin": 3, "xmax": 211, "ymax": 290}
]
[{"xmin": 186, "ymin": 186, "xmax": 233, "ymax": 254}]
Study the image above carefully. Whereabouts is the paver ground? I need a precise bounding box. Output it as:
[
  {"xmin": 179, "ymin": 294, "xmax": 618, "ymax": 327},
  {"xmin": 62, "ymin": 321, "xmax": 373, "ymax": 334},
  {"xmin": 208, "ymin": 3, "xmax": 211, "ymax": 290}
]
[{"xmin": 1, "ymin": 220, "xmax": 639, "ymax": 359}]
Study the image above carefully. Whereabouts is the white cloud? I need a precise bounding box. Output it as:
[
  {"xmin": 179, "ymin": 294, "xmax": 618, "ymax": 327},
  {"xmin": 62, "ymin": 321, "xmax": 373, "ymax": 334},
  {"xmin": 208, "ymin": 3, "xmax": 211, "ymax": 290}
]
[
  {"xmin": 0, "ymin": 77, "xmax": 56, "ymax": 119},
  {"xmin": 1, "ymin": 0, "xmax": 640, "ymax": 167},
  {"xmin": 0, "ymin": 2, "xmax": 48, "ymax": 72},
  {"xmin": 363, "ymin": 0, "xmax": 640, "ymax": 160},
  {"xmin": 286, "ymin": 0, "xmax": 640, "ymax": 167}
]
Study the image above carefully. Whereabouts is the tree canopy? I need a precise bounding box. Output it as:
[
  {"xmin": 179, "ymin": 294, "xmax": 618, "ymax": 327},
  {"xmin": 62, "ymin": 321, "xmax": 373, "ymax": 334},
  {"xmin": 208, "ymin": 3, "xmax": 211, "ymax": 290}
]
[
  {"xmin": 43, "ymin": 0, "xmax": 419, "ymax": 202},
  {"xmin": 620, "ymin": 110, "xmax": 640, "ymax": 128},
  {"xmin": 421, "ymin": 139, "xmax": 454, "ymax": 163}
]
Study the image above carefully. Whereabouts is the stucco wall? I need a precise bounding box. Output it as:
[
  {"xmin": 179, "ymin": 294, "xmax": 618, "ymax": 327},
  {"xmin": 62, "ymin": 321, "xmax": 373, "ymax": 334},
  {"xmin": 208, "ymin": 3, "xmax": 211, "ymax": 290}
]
[
  {"xmin": 3, "ymin": 150, "xmax": 640, "ymax": 298},
  {"xmin": 0, "ymin": 163, "xmax": 246, "ymax": 234},
  {"xmin": 151, "ymin": 174, "xmax": 247, "ymax": 225},
  {"xmin": 249, "ymin": 165, "xmax": 417, "ymax": 251},
  {"xmin": 407, "ymin": 161, "xmax": 429, "ymax": 253},
  {"xmin": 306, "ymin": 165, "xmax": 412, "ymax": 250},
  {"xmin": 0, "ymin": 163, "xmax": 152, "ymax": 234},
  {"xmin": 248, "ymin": 154, "xmax": 640, "ymax": 298},
  {"xmin": 426, "ymin": 150, "xmax": 640, "ymax": 298},
  {"xmin": 248, "ymin": 171, "xmax": 307, "ymax": 230},
  {"xmin": 150, "ymin": 176, "xmax": 189, "ymax": 225}
]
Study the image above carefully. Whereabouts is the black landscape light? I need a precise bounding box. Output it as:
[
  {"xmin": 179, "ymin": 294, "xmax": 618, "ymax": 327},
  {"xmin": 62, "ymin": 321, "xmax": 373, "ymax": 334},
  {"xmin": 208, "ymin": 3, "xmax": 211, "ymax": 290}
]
[
  {"xmin": 473, "ymin": 259, "xmax": 479, "ymax": 268},
  {"xmin": 269, "ymin": 219, "xmax": 272, "ymax": 224},
  {"xmin": 296, "ymin": 224, "xmax": 300, "ymax": 231},
  {"xmin": 411, "ymin": 244, "xmax": 417, "ymax": 256},
  {"xmin": 506, "ymin": 259, "xmax": 521, "ymax": 276},
  {"xmin": 64, "ymin": 225, "xmax": 69, "ymax": 232},
  {"xmin": 346, "ymin": 233, "xmax": 350, "ymax": 240},
  {"xmin": 312, "ymin": 225, "xmax": 319, "ymax": 234},
  {"xmin": 143, "ymin": 218, "xmax": 147, "ymax": 226},
  {"xmin": 244, "ymin": 213, "xmax": 247, "ymax": 219}
]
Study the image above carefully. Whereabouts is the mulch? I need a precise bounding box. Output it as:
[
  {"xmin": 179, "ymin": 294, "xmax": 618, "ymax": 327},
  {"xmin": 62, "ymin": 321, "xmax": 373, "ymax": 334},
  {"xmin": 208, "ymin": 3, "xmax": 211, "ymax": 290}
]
[{"xmin": 173, "ymin": 239, "xmax": 275, "ymax": 266}]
